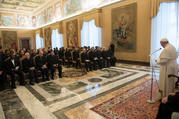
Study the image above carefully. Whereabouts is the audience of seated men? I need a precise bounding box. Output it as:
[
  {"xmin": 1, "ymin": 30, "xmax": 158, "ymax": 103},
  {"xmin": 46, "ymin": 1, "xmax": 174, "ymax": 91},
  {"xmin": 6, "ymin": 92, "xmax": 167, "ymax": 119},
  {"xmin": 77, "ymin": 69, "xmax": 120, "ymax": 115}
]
[{"xmin": 0, "ymin": 46, "xmax": 115, "ymax": 91}]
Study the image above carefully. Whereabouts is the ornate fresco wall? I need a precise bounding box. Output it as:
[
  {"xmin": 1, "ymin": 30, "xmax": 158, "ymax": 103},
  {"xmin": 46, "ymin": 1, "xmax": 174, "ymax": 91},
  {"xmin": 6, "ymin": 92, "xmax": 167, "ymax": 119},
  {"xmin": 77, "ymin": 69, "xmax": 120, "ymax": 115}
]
[
  {"xmin": 64, "ymin": 0, "xmax": 82, "ymax": 16},
  {"xmin": 0, "ymin": 0, "xmax": 129, "ymax": 28},
  {"xmin": 0, "ymin": 12, "xmax": 36, "ymax": 27}
]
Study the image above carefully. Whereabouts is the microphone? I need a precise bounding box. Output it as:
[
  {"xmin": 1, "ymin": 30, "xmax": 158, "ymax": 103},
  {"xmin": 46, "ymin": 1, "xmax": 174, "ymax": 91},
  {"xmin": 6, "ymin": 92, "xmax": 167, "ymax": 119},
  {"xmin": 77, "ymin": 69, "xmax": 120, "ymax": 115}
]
[{"xmin": 151, "ymin": 48, "xmax": 162, "ymax": 55}]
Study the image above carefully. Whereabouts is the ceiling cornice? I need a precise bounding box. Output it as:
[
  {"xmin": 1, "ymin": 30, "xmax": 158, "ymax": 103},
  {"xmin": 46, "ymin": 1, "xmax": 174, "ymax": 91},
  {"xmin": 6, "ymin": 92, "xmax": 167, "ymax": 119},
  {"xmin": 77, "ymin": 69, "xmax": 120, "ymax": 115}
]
[{"xmin": 0, "ymin": 8, "xmax": 32, "ymax": 15}]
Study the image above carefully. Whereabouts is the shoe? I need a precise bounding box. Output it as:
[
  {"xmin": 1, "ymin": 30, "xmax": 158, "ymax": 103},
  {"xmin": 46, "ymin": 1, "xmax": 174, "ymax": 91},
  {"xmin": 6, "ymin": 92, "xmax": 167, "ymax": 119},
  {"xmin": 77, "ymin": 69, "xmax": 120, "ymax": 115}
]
[
  {"xmin": 20, "ymin": 82, "xmax": 26, "ymax": 86},
  {"xmin": 11, "ymin": 85, "xmax": 16, "ymax": 89},
  {"xmin": 30, "ymin": 82, "xmax": 34, "ymax": 85}
]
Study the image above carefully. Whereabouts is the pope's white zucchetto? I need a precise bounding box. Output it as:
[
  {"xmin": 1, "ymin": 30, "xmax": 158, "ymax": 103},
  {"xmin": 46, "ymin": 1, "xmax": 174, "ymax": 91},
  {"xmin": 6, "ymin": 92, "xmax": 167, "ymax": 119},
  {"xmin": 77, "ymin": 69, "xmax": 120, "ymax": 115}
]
[{"xmin": 160, "ymin": 38, "xmax": 168, "ymax": 42}]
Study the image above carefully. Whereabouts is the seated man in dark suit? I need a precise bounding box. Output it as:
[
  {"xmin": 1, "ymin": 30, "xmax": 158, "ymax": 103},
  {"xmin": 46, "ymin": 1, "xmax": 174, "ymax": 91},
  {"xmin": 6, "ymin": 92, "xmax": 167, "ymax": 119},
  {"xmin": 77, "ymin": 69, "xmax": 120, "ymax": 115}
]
[
  {"xmin": 0, "ymin": 46, "xmax": 6, "ymax": 90},
  {"xmin": 35, "ymin": 50, "xmax": 49, "ymax": 81},
  {"xmin": 22, "ymin": 52, "xmax": 38, "ymax": 84},
  {"xmin": 156, "ymin": 92, "xmax": 179, "ymax": 119},
  {"xmin": 47, "ymin": 51, "xmax": 62, "ymax": 80},
  {"xmin": 72, "ymin": 48, "xmax": 80, "ymax": 68},
  {"xmin": 80, "ymin": 48, "xmax": 91, "ymax": 72},
  {"xmin": 4, "ymin": 53, "xmax": 25, "ymax": 88}
]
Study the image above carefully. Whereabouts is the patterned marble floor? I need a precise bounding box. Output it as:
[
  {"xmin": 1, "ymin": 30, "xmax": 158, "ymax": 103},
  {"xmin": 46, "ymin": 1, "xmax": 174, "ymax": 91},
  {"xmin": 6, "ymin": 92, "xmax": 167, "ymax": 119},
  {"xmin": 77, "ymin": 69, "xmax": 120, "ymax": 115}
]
[{"xmin": 0, "ymin": 63, "xmax": 159, "ymax": 119}]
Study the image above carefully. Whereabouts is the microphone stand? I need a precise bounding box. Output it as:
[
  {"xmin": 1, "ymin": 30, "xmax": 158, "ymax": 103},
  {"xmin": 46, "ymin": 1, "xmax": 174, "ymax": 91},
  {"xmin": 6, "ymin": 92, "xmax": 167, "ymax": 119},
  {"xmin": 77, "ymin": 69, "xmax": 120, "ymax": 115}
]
[
  {"xmin": 147, "ymin": 61, "xmax": 155, "ymax": 103},
  {"xmin": 147, "ymin": 48, "xmax": 161, "ymax": 104}
]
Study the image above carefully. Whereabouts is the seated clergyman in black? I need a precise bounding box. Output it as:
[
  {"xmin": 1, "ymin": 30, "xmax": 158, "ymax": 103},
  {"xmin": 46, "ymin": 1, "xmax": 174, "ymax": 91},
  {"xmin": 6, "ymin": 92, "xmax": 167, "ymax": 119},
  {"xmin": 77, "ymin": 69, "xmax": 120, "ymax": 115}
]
[
  {"xmin": 58, "ymin": 47, "xmax": 65, "ymax": 65},
  {"xmin": 35, "ymin": 50, "xmax": 49, "ymax": 81},
  {"xmin": 47, "ymin": 51, "xmax": 62, "ymax": 79},
  {"xmin": 4, "ymin": 53, "xmax": 25, "ymax": 88},
  {"xmin": 156, "ymin": 92, "xmax": 179, "ymax": 119},
  {"xmin": 0, "ymin": 46, "xmax": 6, "ymax": 91},
  {"xmin": 72, "ymin": 48, "xmax": 80, "ymax": 68},
  {"xmin": 80, "ymin": 48, "xmax": 91, "ymax": 72},
  {"xmin": 65, "ymin": 48, "xmax": 72, "ymax": 67},
  {"xmin": 22, "ymin": 52, "xmax": 38, "ymax": 84}
]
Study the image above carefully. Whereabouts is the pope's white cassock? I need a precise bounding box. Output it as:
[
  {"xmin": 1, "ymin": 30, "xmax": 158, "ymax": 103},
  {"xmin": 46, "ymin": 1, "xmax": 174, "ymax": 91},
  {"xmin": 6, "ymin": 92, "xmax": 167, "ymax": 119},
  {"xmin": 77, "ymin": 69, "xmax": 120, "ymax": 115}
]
[{"xmin": 157, "ymin": 43, "xmax": 178, "ymax": 97}]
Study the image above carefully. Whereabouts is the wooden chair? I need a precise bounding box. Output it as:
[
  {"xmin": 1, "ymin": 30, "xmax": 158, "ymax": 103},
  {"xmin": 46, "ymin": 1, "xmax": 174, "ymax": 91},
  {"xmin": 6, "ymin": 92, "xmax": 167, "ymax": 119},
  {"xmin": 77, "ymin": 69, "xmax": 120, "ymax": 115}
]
[{"xmin": 168, "ymin": 74, "xmax": 179, "ymax": 88}]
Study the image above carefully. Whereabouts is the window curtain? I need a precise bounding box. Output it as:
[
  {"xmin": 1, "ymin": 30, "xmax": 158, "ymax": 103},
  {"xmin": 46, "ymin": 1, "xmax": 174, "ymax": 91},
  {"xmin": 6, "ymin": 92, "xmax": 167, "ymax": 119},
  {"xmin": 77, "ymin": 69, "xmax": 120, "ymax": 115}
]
[
  {"xmin": 151, "ymin": 1, "xmax": 179, "ymax": 65},
  {"xmin": 51, "ymin": 29, "xmax": 64, "ymax": 49},
  {"xmin": 36, "ymin": 33, "xmax": 44, "ymax": 50},
  {"xmin": 81, "ymin": 19, "xmax": 102, "ymax": 47}
]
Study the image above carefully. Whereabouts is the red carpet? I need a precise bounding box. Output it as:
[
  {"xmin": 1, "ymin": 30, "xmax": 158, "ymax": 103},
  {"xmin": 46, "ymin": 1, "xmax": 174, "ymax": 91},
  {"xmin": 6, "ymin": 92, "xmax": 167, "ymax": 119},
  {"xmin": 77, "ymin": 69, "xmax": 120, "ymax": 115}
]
[{"xmin": 91, "ymin": 79, "xmax": 160, "ymax": 119}]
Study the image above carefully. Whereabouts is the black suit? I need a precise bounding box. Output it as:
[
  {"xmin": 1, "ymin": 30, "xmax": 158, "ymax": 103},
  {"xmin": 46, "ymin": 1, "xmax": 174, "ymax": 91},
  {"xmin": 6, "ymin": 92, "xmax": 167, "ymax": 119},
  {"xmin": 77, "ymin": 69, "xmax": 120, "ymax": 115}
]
[
  {"xmin": 156, "ymin": 92, "xmax": 179, "ymax": 119},
  {"xmin": 0, "ymin": 53, "xmax": 5, "ymax": 90},
  {"xmin": 73, "ymin": 50, "xmax": 80, "ymax": 68},
  {"xmin": 65, "ymin": 50, "xmax": 72, "ymax": 67},
  {"xmin": 35, "ymin": 55, "xmax": 49, "ymax": 80},
  {"xmin": 81, "ymin": 52, "xmax": 90, "ymax": 71},
  {"xmin": 47, "ymin": 55, "xmax": 62, "ymax": 79},
  {"xmin": 22, "ymin": 57, "xmax": 38, "ymax": 83},
  {"xmin": 4, "ymin": 56, "xmax": 25, "ymax": 88},
  {"xmin": 96, "ymin": 50, "xmax": 104, "ymax": 69},
  {"xmin": 58, "ymin": 49, "xmax": 64, "ymax": 65}
]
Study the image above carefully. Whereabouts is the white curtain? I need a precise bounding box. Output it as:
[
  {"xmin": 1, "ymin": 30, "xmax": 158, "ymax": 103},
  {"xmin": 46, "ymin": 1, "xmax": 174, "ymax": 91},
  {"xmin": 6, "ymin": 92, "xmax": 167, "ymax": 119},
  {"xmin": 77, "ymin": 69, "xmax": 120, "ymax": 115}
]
[
  {"xmin": 36, "ymin": 33, "xmax": 44, "ymax": 50},
  {"xmin": 81, "ymin": 19, "xmax": 102, "ymax": 47},
  {"xmin": 51, "ymin": 29, "xmax": 64, "ymax": 49},
  {"xmin": 151, "ymin": 1, "xmax": 179, "ymax": 65}
]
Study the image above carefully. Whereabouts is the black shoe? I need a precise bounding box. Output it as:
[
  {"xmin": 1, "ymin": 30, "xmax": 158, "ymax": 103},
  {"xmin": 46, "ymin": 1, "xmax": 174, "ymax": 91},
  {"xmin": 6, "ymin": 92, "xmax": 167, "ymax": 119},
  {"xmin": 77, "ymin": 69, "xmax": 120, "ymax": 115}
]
[
  {"xmin": 35, "ymin": 79, "xmax": 39, "ymax": 83},
  {"xmin": 30, "ymin": 82, "xmax": 34, "ymax": 85},
  {"xmin": 20, "ymin": 82, "xmax": 26, "ymax": 86},
  {"xmin": 11, "ymin": 85, "xmax": 16, "ymax": 89}
]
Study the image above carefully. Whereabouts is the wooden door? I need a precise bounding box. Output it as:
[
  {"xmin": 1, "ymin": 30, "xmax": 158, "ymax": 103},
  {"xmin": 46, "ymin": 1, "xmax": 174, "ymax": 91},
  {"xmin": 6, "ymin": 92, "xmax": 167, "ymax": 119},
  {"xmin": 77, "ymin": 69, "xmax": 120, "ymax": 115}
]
[{"xmin": 21, "ymin": 39, "xmax": 30, "ymax": 49}]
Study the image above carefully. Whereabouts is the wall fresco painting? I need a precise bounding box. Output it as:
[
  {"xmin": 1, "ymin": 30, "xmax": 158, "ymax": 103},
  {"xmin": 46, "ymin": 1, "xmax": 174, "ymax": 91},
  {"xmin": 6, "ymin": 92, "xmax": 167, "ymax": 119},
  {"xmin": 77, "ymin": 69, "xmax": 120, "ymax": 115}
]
[
  {"xmin": 64, "ymin": 0, "xmax": 82, "ymax": 16},
  {"xmin": 1, "ymin": 15, "xmax": 14, "ymax": 26},
  {"xmin": 44, "ymin": 28, "xmax": 52, "ymax": 48},
  {"xmin": 17, "ymin": 14, "xmax": 32, "ymax": 27},
  {"xmin": 37, "ymin": 12, "xmax": 46, "ymax": 26},
  {"xmin": 66, "ymin": 19, "xmax": 78, "ymax": 47},
  {"xmin": 112, "ymin": 3, "xmax": 137, "ymax": 52},
  {"xmin": 2, "ymin": 31, "xmax": 17, "ymax": 50}
]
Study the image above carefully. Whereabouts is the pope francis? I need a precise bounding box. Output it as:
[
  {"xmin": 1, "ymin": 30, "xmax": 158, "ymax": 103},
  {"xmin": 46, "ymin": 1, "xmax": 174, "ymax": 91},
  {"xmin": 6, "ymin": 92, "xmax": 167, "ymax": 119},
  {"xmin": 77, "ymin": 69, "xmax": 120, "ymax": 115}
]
[{"xmin": 156, "ymin": 38, "xmax": 178, "ymax": 98}]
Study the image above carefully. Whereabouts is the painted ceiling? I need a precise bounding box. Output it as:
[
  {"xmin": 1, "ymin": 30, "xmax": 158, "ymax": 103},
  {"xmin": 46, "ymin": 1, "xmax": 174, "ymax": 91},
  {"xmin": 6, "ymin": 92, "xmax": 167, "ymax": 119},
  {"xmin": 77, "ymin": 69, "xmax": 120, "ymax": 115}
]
[{"xmin": 0, "ymin": 0, "xmax": 49, "ymax": 13}]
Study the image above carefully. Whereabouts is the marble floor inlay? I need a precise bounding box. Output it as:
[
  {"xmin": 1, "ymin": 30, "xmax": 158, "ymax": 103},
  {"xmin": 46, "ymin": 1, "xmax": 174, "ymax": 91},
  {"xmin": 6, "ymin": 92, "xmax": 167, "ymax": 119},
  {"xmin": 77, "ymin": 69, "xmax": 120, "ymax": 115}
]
[
  {"xmin": 0, "ymin": 63, "xmax": 159, "ymax": 119},
  {"xmin": 0, "ymin": 102, "xmax": 5, "ymax": 119},
  {"xmin": 0, "ymin": 89, "xmax": 33, "ymax": 119}
]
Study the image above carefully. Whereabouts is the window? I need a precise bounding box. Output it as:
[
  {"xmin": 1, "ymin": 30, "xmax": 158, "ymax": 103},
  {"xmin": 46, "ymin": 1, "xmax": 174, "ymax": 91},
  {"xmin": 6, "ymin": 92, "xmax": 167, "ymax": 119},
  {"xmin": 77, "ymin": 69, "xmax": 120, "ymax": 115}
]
[
  {"xmin": 81, "ymin": 19, "xmax": 102, "ymax": 47},
  {"xmin": 35, "ymin": 33, "xmax": 44, "ymax": 50},
  {"xmin": 151, "ymin": 2, "xmax": 179, "ymax": 64},
  {"xmin": 51, "ymin": 29, "xmax": 64, "ymax": 49}
]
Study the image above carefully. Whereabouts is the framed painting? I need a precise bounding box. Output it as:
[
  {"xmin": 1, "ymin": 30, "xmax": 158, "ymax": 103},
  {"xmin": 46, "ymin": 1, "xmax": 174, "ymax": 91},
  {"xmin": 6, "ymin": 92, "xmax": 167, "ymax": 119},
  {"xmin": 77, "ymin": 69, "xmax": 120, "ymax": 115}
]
[
  {"xmin": 44, "ymin": 28, "xmax": 52, "ymax": 48},
  {"xmin": 64, "ymin": 0, "xmax": 82, "ymax": 16},
  {"xmin": 2, "ymin": 31, "xmax": 17, "ymax": 50},
  {"xmin": 112, "ymin": 3, "xmax": 137, "ymax": 52},
  {"xmin": 0, "ymin": 13, "xmax": 15, "ymax": 26},
  {"xmin": 66, "ymin": 19, "xmax": 78, "ymax": 47}
]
